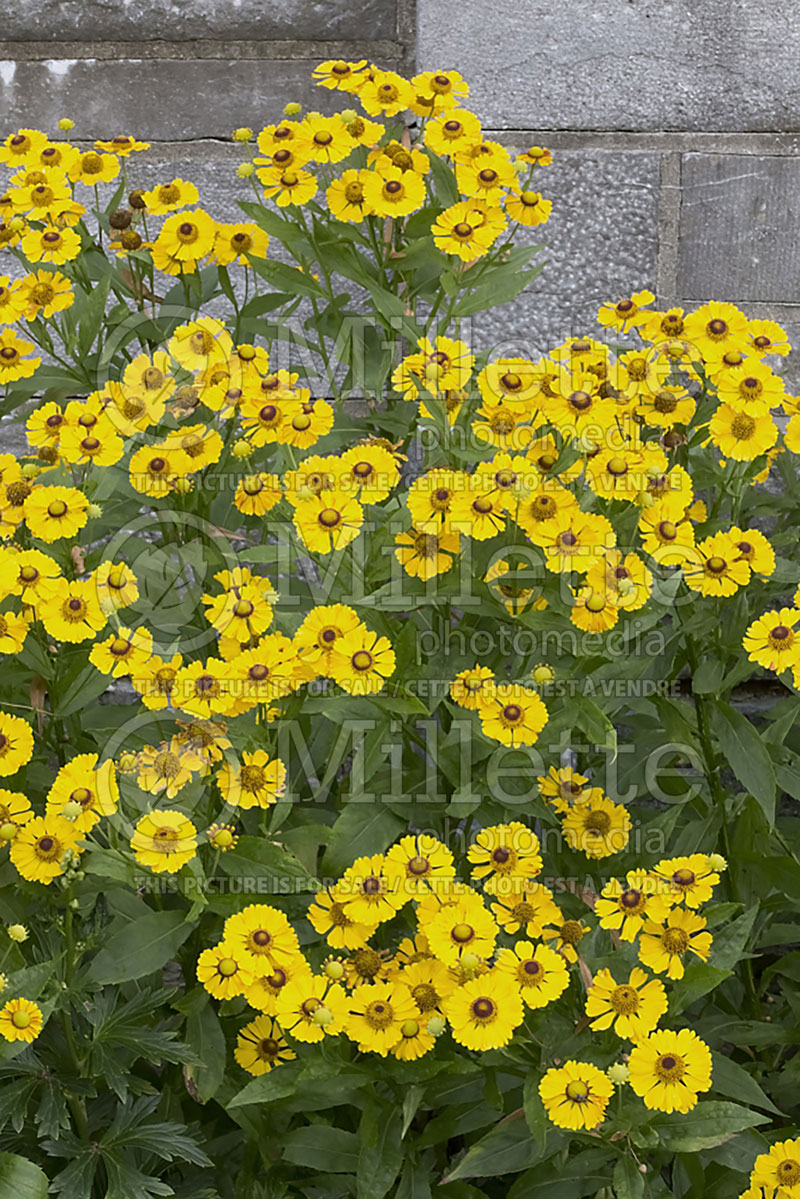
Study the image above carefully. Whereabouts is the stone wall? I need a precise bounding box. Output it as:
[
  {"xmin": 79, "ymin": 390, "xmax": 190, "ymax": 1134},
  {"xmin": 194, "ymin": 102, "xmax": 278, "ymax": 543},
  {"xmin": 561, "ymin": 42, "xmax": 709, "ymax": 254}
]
[
  {"xmin": 420, "ymin": 0, "xmax": 800, "ymax": 375},
  {"xmin": 2, "ymin": 0, "xmax": 799, "ymax": 367}
]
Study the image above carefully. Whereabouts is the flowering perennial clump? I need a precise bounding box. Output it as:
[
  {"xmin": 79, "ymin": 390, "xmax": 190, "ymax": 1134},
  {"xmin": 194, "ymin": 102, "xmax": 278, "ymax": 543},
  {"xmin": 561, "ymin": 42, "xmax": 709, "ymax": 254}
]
[{"xmin": 0, "ymin": 58, "xmax": 796, "ymax": 1199}]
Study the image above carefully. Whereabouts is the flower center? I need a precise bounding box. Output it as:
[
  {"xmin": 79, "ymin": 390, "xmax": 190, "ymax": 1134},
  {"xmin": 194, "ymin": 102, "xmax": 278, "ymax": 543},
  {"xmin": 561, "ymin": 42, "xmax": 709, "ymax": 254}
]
[
  {"xmin": 365, "ymin": 1000, "xmax": 394, "ymax": 1030},
  {"xmin": 662, "ymin": 927, "xmax": 689, "ymax": 955},
  {"xmin": 655, "ymin": 1053, "xmax": 685, "ymax": 1082},
  {"xmin": 451, "ymin": 923, "xmax": 474, "ymax": 944},
  {"xmin": 470, "ymin": 997, "xmax": 496, "ymax": 1022},
  {"xmin": 610, "ymin": 984, "xmax": 639, "ymax": 1014},
  {"xmin": 565, "ymin": 1080, "xmax": 589, "ymax": 1102}
]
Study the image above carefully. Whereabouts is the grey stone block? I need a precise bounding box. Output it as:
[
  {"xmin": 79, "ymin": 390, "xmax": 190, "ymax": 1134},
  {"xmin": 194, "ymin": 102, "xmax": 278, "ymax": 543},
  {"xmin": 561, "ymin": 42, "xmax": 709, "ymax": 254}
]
[
  {"xmin": 1, "ymin": 0, "xmax": 398, "ymax": 42},
  {"xmin": 0, "ymin": 57, "xmax": 400, "ymax": 141},
  {"xmin": 419, "ymin": 0, "xmax": 800, "ymax": 133},
  {"xmin": 678, "ymin": 154, "xmax": 800, "ymax": 303},
  {"xmin": 466, "ymin": 149, "xmax": 660, "ymax": 358}
]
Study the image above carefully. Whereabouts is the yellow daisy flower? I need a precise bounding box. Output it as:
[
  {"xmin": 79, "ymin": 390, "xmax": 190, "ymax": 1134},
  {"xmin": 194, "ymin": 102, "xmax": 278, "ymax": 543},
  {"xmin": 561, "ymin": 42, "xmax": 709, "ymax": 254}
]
[
  {"xmin": 638, "ymin": 908, "xmax": 712, "ymax": 980},
  {"xmin": 10, "ymin": 814, "xmax": 81, "ymax": 884},
  {"xmin": 495, "ymin": 941, "xmax": 569, "ymax": 1009},
  {"xmin": 585, "ymin": 967, "xmax": 667, "ymax": 1040},
  {"xmin": 445, "ymin": 971, "xmax": 524, "ymax": 1051},
  {"xmin": 234, "ymin": 1015, "xmax": 295, "ymax": 1075},
  {"xmin": 539, "ymin": 1060, "xmax": 614, "ymax": 1130},
  {"xmin": 0, "ymin": 997, "xmax": 44, "ymax": 1043},
  {"xmin": 130, "ymin": 809, "xmax": 197, "ymax": 874},
  {"xmin": 628, "ymin": 1028, "xmax": 712, "ymax": 1112}
]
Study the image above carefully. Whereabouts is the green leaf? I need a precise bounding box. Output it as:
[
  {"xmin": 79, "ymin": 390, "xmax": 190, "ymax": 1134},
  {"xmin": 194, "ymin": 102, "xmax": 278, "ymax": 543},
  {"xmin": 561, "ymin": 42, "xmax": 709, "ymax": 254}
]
[
  {"xmin": 322, "ymin": 803, "xmax": 406, "ymax": 876},
  {"xmin": 0, "ymin": 1152, "xmax": 49, "ymax": 1198},
  {"xmin": 711, "ymin": 902, "xmax": 759, "ymax": 971},
  {"xmin": 711, "ymin": 701, "xmax": 776, "ymax": 823},
  {"xmin": 692, "ymin": 656, "xmax": 726, "ymax": 695},
  {"xmin": 710, "ymin": 1053, "xmax": 782, "ymax": 1114},
  {"xmin": 649, "ymin": 1101, "xmax": 770, "ymax": 1151},
  {"xmin": 522, "ymin": 1073, "xmax": 548, "ymax": 1153},
  {"xmin": 282, "ymin": 1126, "xmax": 360, "ymax": 1173},
  {"xmin": 54, "ymin": 660, "xmax": 111, "ymax": 718},
  {"xmin": 185, "ymin": 997, "xmax": 226, "ymax": 1102},
  {"xmin": 246, "ymin": 255, "xmax": 326, "ymax": 299},
  {"xmin": 87, "ymin": 910, "xmax": 192, "ymax": 984},
  {"xmin": 228, "ymin": 1061, "xmax": 303, "ymax": 1108},
  {"xmin": 443, "ymin": 1111, "xmax": 541, "ymax": 1182},
  {"xmin": 357, "ymin": 1101, "xmax": 404, "ymax": 1199},
  {"xmin": 613, "ymin": 1157, "xmax": 644, "ymax": 1199}
]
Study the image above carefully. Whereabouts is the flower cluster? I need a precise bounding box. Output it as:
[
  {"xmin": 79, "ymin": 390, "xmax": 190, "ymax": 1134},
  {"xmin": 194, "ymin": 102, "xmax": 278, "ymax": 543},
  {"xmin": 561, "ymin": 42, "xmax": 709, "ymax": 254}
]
[{"xmin": 196, "ymin": 827, "xmax": 726, "ymax": 1126}]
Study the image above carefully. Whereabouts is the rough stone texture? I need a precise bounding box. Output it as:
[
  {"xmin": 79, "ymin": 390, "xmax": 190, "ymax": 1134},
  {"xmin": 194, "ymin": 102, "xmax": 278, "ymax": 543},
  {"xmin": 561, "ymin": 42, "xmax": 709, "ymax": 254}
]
[
  {"xmin": 0, "ymin": 57, "xmax": 406, "ymax": 141},
  {"xmin": 418, "ymin": 0, "xmax": 800, "ymax": 133},
  {"xmin": 678, "ymin": 154, "xmax": 800, "ymax": 302},
  {"xmin": 468, "ymin": 150, "xmax": 660, "ymax": 357},
  {"xmin": 1, "ymin": 0, "xmax": 398, "ymax": 42}
]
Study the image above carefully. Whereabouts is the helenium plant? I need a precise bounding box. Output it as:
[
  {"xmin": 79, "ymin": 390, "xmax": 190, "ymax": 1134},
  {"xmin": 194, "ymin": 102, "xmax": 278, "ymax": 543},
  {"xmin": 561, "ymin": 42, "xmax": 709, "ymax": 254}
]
[{"xmin": 0, "ymin": 58, "xmax": 797, "ymax": 1199}]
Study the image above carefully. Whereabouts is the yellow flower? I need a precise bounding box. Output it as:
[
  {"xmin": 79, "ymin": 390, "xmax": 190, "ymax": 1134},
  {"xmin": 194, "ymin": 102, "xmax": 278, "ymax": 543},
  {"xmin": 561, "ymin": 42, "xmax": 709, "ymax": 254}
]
[
  {"xmin": 682, "ymin": 531, "xmax": 751, "ymax": 597},
  {"xmin": 585, "ymin": 967, "xmax": 667, "ymax": 1040},
  {"xmin": 128, "ymin": 445, "xmax": 193, "ymax": 496},
  {"xmin": 197, "ymin": 942, "xmax": 254, "ymax": 1000},
  {"xmin": 394, "ymin": 526, "xmax": 460, "ymax": 579},
  {"xmin": 683, "ymin": 300, "xmax": 748, "ymax": 358},
  {"xmin": 504, "ymin": 189, "xmax": 552, "ymax": 226},
  {"xmin": 92, "ymin": 561, "xmax": 138, "ymax": 614},
  {"xmin": 95, "ymin": 135, "xmax": 150, "ymax": 156},
  {"xmin": 0, "ymin": 997, "xmax": 43, "ymax": 1043},
  {"xmin": 210, "ymin": 221, "xmax": 269, "ymax": 266},
  {"xmin": 339, "ymin": 443, "xmax": 400, "ymax": 501},
  {"xmin": 467, "ymin": 821, "xmax": 542, "ymax": 893},
  {"xmin": 716, "ymin": 358, "xmax": 784, "ymax": 416},
  {"xmin": 234, "ymin": 1015, "xmax": 295, "ymax": 1075},
  {"xmin": 728, "ymin": 526, "xmax": 775, "ymax": 576},
  {"xmin": 638, "ymin": 908, "xmax": 712, "ymax": 979},
  {"xmin": 152, "ymin": 209, "xmax": 217, "ymax": 273},
  {"xmin": 0, "ymin": 328, "xmax": 41, "ymax": 383},
  {"xmin": 710, "ymin": 402, "xmax": 777, "ymax": 458},
  {"xmin": 490, "ymin": 881, "xmax": 563, "ymax": 937},
  {"xmin": 39, "ymin": 578, "xmax": 106, "ymax": 644},
  {"xmin": 328, "ymin": 627, "xmax": 395, "ymax": 696},
  {"xmin": 383, "ymin": 834, "xmax": 456, "ymax": 899},
  {"xmin": 21, "ymin": 224, "xmax": 81, "ymax": 265},
  {"xmin": 135, "ymin": 739, "xmax": 204, "ymax": 800},
  {"xmin": 425, "ymin": 109, "xmax": 483, "ymax": 157},
  {"xmin": 142, "ymin": 178, "xmax": 200, "ymax": 213},
  {"xmin": 130, "ymin": 652, "xmax": 182, "ymax": 710},
  {"xmin": 307, "ymin": 887, "xmax": 371, "ymax": 951},
  {"xmin": 361, "ymin": 165, "xmax": 426, "ymax": 218},
  {"xmin": 312, "ymin": 59, "xmax": 368, "ymax": 91},
  {"xmin": 0, "ymin": 129, "xmax": 49, "ymax": 166},
  {"xmin": 391, "ymin": 1016, "xmax": 435, "ymax": 1061},
  {"xmin": 337, "ymin": 853, "xmax": 406, "ymax": 927},
  {"xmin": 562, "ymin": 794, "xmax": 631, "ymax": 859},
  {"xmin": 651, "ymin": 854, "xmax": 721, "ymax": 907},
  {"xmin": 495, "ymin": 941, "xmax": 569, "ymax": 1009},
  {"xmin": 68, "ymin": 149, "xmax": 119, "ymax": 185},
  {"xmin": 275, "ymin": 973, "xmax": 349, "ymax": 1042},
  {"xmin": 358, "ymin": 69, "xmax": 415, "ymax": 116},
  {"xmin": 423, "ymin": 895, "xmax": 498, "ymax": 967},
  {"xmin": 537, "ymin": 765, "xmax": 597, "ymax": 815},
  {"xmin": 15, "ymin": 269, "xmax": 74, "ymax": 321},
  {"xmin": 743, "ymin": 607, "xmax": 800, "ymax": 672},
  {"xmin": 0, "ymin": 711, "xmax": 33, "ymax": 776},
  {"xmin": 260, "ymin": 166, "xmax": 318, "ymax": 207},
  {"xmin": 398, "ymin": 958, "xmax": 457, "ymax": 1015},
  {"xmin": 130, "ymin": 809, "xmax": 198, "ymax": 874},
  {"xmin": 217, "ymin": 750, "xmax": 286, "ymax": 810},
  {"xmin": 0, "ymin": 609, "xmax": 31, "ymax": 653},
  {"xmin": 173, "ymin": 660, "xmax": 232, "ymax": 719},
  {"xmin": 594, "ymin": 870, "xmax": 673, "ymax": 941},
  {"xmin": 10, "ymin": 814, "xmax": 81, "ymax": 884},
  {"xmin": 445, "ymin": 971, "xmax": 524, "ymax": 1051},
  {"xmin": 59, "ymin": 424, "xmax": 124, "ymax": 468},
  {"xmin": 479, "ymin": 684, "xmax": 548, "ymax": 747},
  {"xmin": 206, "ymin": 823, "xmax": 238, "ymax": 852},
  {"xmin": 539, "ymin": 1060, "xmax": 614, "ymax": 1130},
  {"xmin": 751, "ymin": 1139, "xmax": 800, "ymax": 1195},
  {"xmin": 293, "ymin": 489, "xmax": 364, "ymax": 554},
  {"xmin": 596, "ymin": 290, "xmax": 655, "ymax": 334},
  {"xmin": 628, "ymin": 1028, "xmax": 712, "ymax": 1112},
  {"xmin": 345, "ymin": 980, "xmax": 418, "ymax": 1055},
  {"xmin": 89, "ymin": 626, "xmax": 153, "ymax": 677},
  {"xmin": 45, "ymin": 752, "xmax": 118, "ymax": 833},
  {"xmin": 23, "ymin": 484, "xmax": 88, "ymax": 543},
  {"xmin": 432, "ymin": 200, "xmax": 503, "ymax": 261},
  {"xmin": 243, "ymin": 953, "xmax": 310, "ymax": 1014},
  {"xmin": 450, "ymin": 666, "xmax": 495, "ymax": 711},
  {"xmin": 0, "ymin": 788, "xmax": 33, "ymax": 834},
  {"xmin": 223, "ymin": 904, "xmax": 301, "ymax": 976}
]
